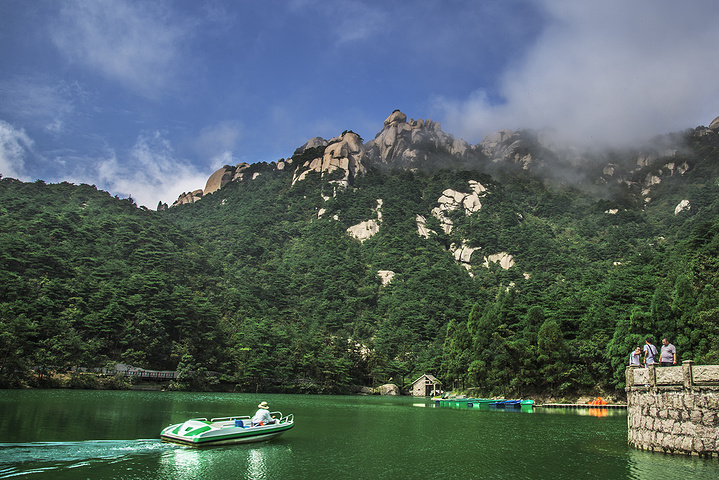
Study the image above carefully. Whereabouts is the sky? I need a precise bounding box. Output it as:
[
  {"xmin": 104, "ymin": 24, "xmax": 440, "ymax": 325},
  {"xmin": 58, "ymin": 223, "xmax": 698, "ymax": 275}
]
[{"xmin": 2, "ymin": 0, "xmax": 719, "ymax": 209}]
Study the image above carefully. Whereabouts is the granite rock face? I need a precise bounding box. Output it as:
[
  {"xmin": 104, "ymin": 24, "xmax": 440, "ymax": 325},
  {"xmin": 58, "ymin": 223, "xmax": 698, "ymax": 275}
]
[
  {"xmin": 709, "ymin": 115, "xmax": 719, "ymax": 132},
  {"xmin": 365, "ymin": 110, "xmax": 469, "ymax": 169},
  {"xmin": 293, "ymin": 131, "xmax": 368, "ymax": 187},
  {"xmin": 290, "ymin": 109, "xmax": 467, "ymax": 186},
  {"xmin": 479, "ymin": 130, "xmax": 532, "ymax": 168},
  {"xmin": 173, "ymin": 189, "xmax": 204, "ymax": 206},
  {"xmin": 171, "ymin": 162, "xmax": 252, "ymax": 207}
]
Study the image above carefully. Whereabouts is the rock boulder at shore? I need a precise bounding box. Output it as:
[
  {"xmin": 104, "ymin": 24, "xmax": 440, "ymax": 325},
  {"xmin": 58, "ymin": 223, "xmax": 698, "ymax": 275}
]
[{"xmin": 379, "ymin": 383, "xmax": 399, "ymax": 396}]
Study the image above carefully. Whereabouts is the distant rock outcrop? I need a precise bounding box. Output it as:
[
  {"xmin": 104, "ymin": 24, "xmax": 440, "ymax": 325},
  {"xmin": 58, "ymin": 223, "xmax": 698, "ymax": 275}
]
[
  {"xmin": 205, "ymin": 165, "xmax": 238, "ymax": 195},
  {"xmin": 346, "ymin": 199, "xmax": 382, "ymax": 242},
  {"xmin": 173, "ymin": 189, "xmax": 204, "ymax": 206},
  {"xmin": 170, "ymin": 161, "xmax": 291, "ymax": 208},
  {"xmin": 432, "ymin": 182, "xmax": 487, "ymax": 234},
  {"xmin": 709, "ymin": 116, "xmax": 719, "ymax": 132},
  {"xmin": 377, "ymin": 269, "xmax": 395, "ymax": 285},
  {"xmin": 484, "ymin": 252, "xmax": 515, "ymax": 270},
  {"xmin": 479, "ymin": 129, "xmax": 539, "ymax": 169},
  {"xmin": 414, "ymin": 180, "xmax": 509, "ymax": 273},
  {"xmin": 675, "ymin": 199, "xmax": 690, "ymax": 215},
  {"xmin": 451, "ymin": 242, "xmax": 479, "ymax": 271},
  {"xmin": 292, "ymin": 131, "xmax": 368, "ymax": 187},
  {"xmin": 171, "ymin": 162, "xmax": 252, "ymax": 207},
  {"xmin": 167, "ymin": 109, "xmax": 555, "ymax": 208},
  {"xmin": 365, "ymin": 110, "xmax": 469, "ymax": 169}
]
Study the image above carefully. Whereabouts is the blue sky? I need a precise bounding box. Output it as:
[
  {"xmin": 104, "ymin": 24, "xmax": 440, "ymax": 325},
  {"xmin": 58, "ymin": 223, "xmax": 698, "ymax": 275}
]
[{"xmin": 2, "ymin": 0, "xmax": 719, "ymax": 208}]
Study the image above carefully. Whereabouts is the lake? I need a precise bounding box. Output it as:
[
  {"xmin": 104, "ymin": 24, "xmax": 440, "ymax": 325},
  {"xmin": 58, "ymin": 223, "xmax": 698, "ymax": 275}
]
[{"xmin": 1, "ymin": 389, "xmax": 717, "ymax": 479}]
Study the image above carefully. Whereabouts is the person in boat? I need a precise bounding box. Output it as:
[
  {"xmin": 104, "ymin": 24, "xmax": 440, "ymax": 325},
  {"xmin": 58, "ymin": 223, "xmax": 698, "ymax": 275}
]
[
  {"xmin": 251, "ymin": 401, "xmax": 276, "ymax": 426},
  {"xmin": 629, "ymin": 346, "xmax": 643, "ymax": 367}
]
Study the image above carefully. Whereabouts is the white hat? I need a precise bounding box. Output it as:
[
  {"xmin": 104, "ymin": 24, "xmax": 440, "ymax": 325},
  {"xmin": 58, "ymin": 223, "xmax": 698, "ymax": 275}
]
[{"xmin": 258, "ymin": 401, "xmax": 269, "ymax": 409}]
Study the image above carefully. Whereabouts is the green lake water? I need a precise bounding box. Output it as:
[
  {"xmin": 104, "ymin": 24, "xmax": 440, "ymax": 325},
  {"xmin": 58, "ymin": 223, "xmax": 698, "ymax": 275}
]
[{"xmin": 1, "ymin": 389, "xmax": 718, "ymax": 479}]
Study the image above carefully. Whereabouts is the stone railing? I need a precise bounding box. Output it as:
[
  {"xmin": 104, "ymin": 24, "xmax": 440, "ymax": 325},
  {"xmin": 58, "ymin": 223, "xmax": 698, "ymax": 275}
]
[{"xmin": 626, "ymin": 361, "xmax": 719, "ymax": 457}]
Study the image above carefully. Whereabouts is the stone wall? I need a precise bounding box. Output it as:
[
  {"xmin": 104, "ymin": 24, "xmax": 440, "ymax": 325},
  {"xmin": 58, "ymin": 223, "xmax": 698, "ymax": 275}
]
[{"xmin": 626, "ymin": 361, "xmax": 719, "ymax": 457}]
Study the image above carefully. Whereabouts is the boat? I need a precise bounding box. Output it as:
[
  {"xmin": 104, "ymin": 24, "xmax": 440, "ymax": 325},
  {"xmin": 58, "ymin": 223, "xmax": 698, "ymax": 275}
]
[
  {"xmin": 434, "ymin": 395, "xmax": 469, "ymax": 407},
  {"xmin": 489, "ymin": 399, "xmax": 521, "ymax": 408},
  {"xmin": 488, "ymin": 399, "xmax": 534, "ymax": 410},
  {"xmin": 160, "ymin": 411, "xmax": 294, "ymax": 446},
  {"xmin": 435, "ymin": 397, "xmax": 534, "ymax": 412},
  {"xmin": 468, "ymin": 398, "xmax": 494, "ymax": 407}
]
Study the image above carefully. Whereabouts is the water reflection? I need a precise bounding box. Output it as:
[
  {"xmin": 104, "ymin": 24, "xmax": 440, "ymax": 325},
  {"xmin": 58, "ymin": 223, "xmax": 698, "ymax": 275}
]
[
  {"xmin": 627, "ymin": 446, "xmax": 719, "ymax": 479},
  {"xmin": 538, "ymin": 407, "xmax": 626, "ymax": 417},
  {"xmin": 156, "ymin": 442, "xmax": 293, "ymax": 479},
  {"xmin": 161, "ymin": 446, "xmax": 204, "ymax": 477},
  {"xmin": 247, "ymin": 447, "xmax": 267, "ymax": 479}
]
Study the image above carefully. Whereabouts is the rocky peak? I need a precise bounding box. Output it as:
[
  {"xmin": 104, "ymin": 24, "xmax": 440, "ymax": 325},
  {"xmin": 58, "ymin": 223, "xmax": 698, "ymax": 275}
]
[
  {"xmin": 170, "ymin": 161, "xmax": 287, "ymax": 208},
  {"xmin": 205, "ymin": 162, "xmax": 252, "ymax": 195},
  {"xmin": 365, "ymin": 110, "xmax": 469, "ymax": 169},
  {"xmin": 479, "ymin": 129, "xmax": 539, "ymax": 169},
  {"xmin": 709, "ymin": 116, "xmax": 719, "ymax": 132},
  {"xmin": 300, "ymin": 137, "xmax": 329, "ymax": 151},
  {"xmin": 292, "ymin": 131, "xmax": 368, "ymax": 187},
  {"xmin": 384, "ymin": 109, "xmax": 407, "ymax": 126}
]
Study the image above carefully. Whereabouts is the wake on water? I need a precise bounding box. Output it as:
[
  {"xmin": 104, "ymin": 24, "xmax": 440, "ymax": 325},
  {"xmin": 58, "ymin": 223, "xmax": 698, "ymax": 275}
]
[{"xmin": 0, "ymin": 439, "xmax": 174, "ymax": 478}]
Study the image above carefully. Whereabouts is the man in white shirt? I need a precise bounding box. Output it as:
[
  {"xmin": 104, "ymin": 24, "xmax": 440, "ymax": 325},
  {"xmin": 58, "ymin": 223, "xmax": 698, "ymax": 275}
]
[{"xmin": 251, "ymin": 401, "xmax": 276, "ymax": 426}]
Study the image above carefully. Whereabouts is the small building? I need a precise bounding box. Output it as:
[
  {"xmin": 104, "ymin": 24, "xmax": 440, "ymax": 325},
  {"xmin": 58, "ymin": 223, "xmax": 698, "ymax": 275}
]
[{"xmin": 411, "ymin": 374, "xmax": 442, "ymax": 397}]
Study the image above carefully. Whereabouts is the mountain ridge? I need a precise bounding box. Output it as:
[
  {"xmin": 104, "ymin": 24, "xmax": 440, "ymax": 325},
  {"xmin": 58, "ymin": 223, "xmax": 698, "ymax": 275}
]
[{"xmin": 168, "ymin": 109, "xmax": 719, "ymax": 210}]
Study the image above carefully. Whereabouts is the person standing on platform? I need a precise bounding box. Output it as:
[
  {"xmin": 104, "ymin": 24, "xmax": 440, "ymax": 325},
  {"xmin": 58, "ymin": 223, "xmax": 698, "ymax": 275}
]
[
  {"xmin": 643, "ymin": 338, "xmax": 658, "ymax": 366},
  {"xmin": 660, "ymin": 338, "xmax": 677, "ymax": 366},
  {"xmin": 629, "ymin": 346, "xmax": 643, "ymax": 367}
]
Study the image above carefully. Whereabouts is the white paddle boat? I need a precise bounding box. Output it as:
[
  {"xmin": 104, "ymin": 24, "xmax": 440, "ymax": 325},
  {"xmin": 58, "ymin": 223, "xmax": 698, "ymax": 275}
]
[{"xmin": 160, "ymin": 411, "xmax": 294, "ymax": 447}]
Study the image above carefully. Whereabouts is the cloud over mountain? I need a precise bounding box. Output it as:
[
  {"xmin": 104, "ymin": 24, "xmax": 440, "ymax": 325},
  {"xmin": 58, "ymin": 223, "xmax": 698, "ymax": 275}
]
[{"xmin": 437, "ymin": 0, "xmax": 719, "ymax": 148}]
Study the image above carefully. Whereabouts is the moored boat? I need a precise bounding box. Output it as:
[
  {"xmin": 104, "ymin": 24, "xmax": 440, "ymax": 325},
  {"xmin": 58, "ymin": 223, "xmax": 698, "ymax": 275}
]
[
  {"xmin": 468, "ymin": 398, "xmax": 494, "ymax": 407},
  {"xmin": 160, "ymin": 411, "xmax": 294, "ymax": 446},
  {"xmin": 488, "ymin": 399, "xmax": 534, "ymax": 410},
  {"xmin": 435, "ymin": 397, "xmax": 534, "ymax": 412}
]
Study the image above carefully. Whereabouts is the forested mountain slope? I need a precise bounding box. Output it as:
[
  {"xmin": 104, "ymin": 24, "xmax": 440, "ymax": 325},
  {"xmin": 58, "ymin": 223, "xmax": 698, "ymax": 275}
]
[{"xmin": 3, "ymin": 114, "xmax": 719, "ymax": 397}]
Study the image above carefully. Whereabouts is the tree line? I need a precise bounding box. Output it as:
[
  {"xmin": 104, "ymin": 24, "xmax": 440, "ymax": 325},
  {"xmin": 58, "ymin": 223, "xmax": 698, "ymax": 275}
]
[{"xmin": 2, "ymin": 129, "xmax": 719, "ymax": 395}]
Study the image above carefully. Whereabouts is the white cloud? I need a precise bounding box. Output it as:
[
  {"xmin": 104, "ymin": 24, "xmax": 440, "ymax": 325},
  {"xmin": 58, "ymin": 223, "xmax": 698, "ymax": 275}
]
[
  {"xmin": 437, "ymin": 0, "xmax": 719, "ymax": 148},
  {"xmin": 70, "ymin": 131, "xmax": 210, "ymax": 209},
  {"xmin": 195, "ymin": 121, "xmax": 244, "ymax": 165},
  {"xmin": 0, "ymin": 79, "xmax": 87, "ymax": 135},
  {"xmin": 51, "ymin": 0, "xmax": 191, "ymax": 97},
  {"xmin": 0, "ymin": 120, "xmax": 33, "ymax": 181},
  {"xmin": 290, "ymin": 0, "xmax": 389, "ymax": 44}
]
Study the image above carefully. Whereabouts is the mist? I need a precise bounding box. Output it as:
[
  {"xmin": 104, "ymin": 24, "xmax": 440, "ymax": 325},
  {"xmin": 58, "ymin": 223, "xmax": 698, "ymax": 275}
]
[{"xmin": 437, "ymin": 0, "xmax": 719, "ymax": 150}]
